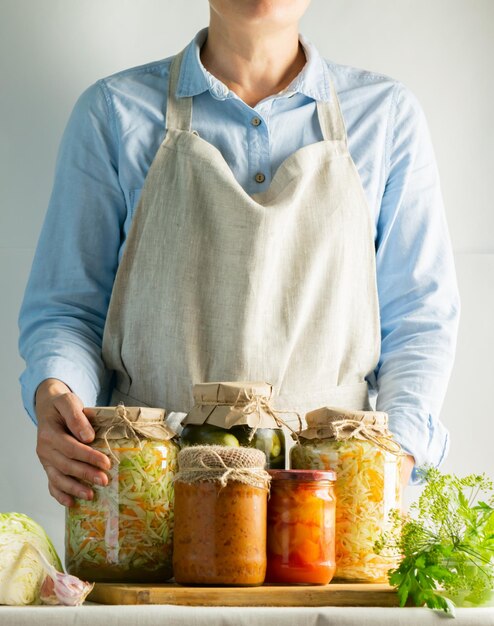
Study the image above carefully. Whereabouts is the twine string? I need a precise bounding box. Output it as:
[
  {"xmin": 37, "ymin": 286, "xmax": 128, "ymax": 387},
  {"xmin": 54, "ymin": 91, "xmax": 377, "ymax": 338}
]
[
  {"xmin": 98, "ymin": 402, "xmax": 167, "ymax": 462},
  {"xmin": 175, "ymin": 447, "xmax": 271, "ymax": 490},
  {"xmin": 330, "ymin": 418, "xmax": 402, "ymax": 454},
  {"xmin": 199, "ymin": 447, "xmax": 234, "ymax": 486},
  {"xmin": 196, "ymin": 390, "xmax": 302, "ymax": 440}
]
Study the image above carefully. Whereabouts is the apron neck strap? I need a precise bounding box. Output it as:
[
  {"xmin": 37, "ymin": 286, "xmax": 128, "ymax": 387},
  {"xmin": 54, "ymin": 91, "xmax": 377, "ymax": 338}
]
[
  {"xmin": 166, "ymin": 49, "xmax": 192, "ymax": 132},
  {"xmin": 316, "ymin": 80, "xmax": 348, "ymax": 144}
]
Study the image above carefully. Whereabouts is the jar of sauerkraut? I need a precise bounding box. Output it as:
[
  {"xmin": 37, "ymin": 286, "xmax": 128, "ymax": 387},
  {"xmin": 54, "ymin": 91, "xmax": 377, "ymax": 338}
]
[
  {"xmin": 65, "ymin": 404, "xmax": 178, "ymax": 583},
  {"xmin": 180, "ymin": 382, "xmax": 286, "ymax": 469},
  {"xmin": 290, "ymin": 406, "xmax": 403, "ymax": 583}
]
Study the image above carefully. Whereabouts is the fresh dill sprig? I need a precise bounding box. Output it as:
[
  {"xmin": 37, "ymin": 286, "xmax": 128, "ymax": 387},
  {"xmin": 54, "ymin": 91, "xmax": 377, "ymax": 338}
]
[{"xmin": 375, "ymin": 468, "xmax": 494, "ymax": 617}]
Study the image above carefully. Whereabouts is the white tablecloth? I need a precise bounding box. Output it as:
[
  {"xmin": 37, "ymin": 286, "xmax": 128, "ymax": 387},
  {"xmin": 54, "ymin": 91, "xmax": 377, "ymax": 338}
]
[{"xmin": 1, "ymin": 604, "xmax": 494, "ymax": 626}]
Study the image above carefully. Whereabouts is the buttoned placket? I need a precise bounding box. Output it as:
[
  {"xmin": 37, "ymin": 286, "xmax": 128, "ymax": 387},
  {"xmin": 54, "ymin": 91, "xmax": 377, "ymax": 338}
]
[
  {"xmin": 247, "ymin": 100, "xmax": 272, "ymax": 195},
  {"xmin": 204, "ymin": 71, "xmax": 298, "ymax": 196},
  {"xmin": 205, "ymin": 76, "xmax": 271, "ymax": 194}
]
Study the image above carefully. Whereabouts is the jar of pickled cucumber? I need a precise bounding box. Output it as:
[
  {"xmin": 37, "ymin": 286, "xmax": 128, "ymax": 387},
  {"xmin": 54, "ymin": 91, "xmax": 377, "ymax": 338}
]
[
  {"xmin": 290, "ymin": 406, "xmax": 403, "ymax": 583},
  {"xmin": 180, "ymin": 382, "xmax": 286, "ymax": 469},
  {"xmin": 65, "ymin": 404, "xmax": 179, "ymax": 583}
]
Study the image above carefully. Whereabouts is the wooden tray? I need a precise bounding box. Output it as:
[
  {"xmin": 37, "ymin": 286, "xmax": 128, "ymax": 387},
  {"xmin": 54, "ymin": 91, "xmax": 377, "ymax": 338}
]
[{"xmin": 88, "ymin": 582, "xmax": 400, "ymax": 607}]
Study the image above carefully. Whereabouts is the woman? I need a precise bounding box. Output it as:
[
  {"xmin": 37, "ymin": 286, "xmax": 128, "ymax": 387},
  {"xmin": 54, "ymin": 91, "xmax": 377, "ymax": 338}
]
[{"xmin": 19, "ymin": 0, "xmax": 459, "ymax": 507}]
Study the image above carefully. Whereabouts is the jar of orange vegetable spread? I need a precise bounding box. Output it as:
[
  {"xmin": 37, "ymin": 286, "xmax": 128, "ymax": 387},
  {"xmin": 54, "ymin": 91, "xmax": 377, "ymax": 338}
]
[
  {"xmin": 266, "ymin": 469, "xmax": 336, "ymax": 585},
  {"xmin": 290, "ymin": 407, "xmax": 403, "ymax": 582},
  {"xmin": 173, "ymin": 445, "xmax": 271, "ymax": 585},
  {"xmin": 65, "ymin": 404, "xmax": 178, "ymax": 582}
]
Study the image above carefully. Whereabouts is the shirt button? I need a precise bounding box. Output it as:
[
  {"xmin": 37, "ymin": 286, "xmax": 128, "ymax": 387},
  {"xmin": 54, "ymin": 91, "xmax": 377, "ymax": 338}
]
[
  {"xmin": 255, "ymin": 172, "xmax": 266, "ymax": 184},
  {"xmin": 251, "ymin": 116, "xmax": 262, "ymax": 127}
]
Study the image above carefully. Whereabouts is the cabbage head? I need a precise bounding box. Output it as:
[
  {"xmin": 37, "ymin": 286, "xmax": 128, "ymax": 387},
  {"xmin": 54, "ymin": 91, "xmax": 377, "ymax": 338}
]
[{"xmin": 0, "ymin": 512, "xmax": 62, "ymax": 605}]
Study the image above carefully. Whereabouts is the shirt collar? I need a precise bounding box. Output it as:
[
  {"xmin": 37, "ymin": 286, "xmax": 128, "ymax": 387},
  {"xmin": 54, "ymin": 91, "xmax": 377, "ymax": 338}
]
[{"xmin": 176, "ymin": 27, "xmax": 331, "ymax": 103}]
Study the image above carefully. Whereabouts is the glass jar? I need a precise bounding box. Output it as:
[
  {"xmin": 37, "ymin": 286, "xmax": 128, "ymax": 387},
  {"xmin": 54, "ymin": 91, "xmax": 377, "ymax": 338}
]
[
  {"xmin": 180, "ymin": 423, "xmax": 285, "ymax": 469},
  {"xmin": 290, "ymin": 406, "xmax": 403, "ymax": 583},
  {"xmin": 65, "ymin": 405, "xmax": 178, "ymax": 582},
  {"xmin": 173, "ymin": 445, "xmax": 270, "ymax": 585},
  {"xmin": 265, "ymin": 470, "xmax": 336, "ymax": 585},
  {"xmin": 180, "ymin": 382, "xmax": 286, "ymax": 469}
]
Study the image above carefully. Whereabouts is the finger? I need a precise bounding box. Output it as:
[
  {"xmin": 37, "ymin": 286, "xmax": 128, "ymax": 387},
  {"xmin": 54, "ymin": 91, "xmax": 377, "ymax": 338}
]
[
  {"xmin": 58, "ymin": 433, "xmax": 111, "ymax": 470},
  {"xmin": 46, "ymin": 466, "xmax": 94, "ymax": 501},
  {"xmin": 36, "ymin": 421, "xmax": 111, "ymax": 471},
  {"xmin": 48, "ymin": 482, "xmax": 75, "ymax": 508},
  {"xmin": 51, "ymin": 450, "xmax": 109, "ymax": 487},
  {"xmin": 53, "ymin": 393, "xmax": 95, "ymax": 443}
]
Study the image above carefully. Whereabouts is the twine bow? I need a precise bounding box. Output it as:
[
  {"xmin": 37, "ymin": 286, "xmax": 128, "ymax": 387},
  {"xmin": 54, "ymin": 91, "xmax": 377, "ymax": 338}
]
[
  {"xmin": 97, "ymin": 402, "xmax": 169, "ymax": 462},
  {"xmin": 329, "ymin": 418, "xmax": 402, "ymax": 455},
  {"xmin": 195, "ymin": 389, "xmax": 302, "ymax": 440},
  {"xmin": 232, "ymin": 390, "xmax": 302, "ymax": 441}
]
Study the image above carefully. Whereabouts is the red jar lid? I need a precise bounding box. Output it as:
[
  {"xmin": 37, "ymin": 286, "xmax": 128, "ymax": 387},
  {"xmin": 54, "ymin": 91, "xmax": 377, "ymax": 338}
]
[{"xmin": 268, "ymin": 469, "xmax": 336, "ymax": 482}]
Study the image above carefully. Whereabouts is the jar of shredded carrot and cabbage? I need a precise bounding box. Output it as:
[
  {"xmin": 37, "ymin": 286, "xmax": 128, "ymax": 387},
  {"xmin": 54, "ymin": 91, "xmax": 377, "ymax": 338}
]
[
  {"xmin": 65, "ymin": 404, "xmax": 178, "ymax": 583},
  {"xmin": 290, "ymin": 407, "xmax": 403, "ymax": 583}
]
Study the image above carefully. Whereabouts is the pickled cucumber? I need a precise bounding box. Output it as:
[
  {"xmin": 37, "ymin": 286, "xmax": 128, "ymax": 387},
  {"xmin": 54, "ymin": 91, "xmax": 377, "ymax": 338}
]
[
  {"xmin": 180, "ymin": 424, "xmax": 240, "ymax": 447},
  {"xmin": 230, "ymin": 426, "xmax": 285, "ymax": 469},
  {"xmin": 180, "ymin": 424, "xmax": 285, "ymax": 468}
]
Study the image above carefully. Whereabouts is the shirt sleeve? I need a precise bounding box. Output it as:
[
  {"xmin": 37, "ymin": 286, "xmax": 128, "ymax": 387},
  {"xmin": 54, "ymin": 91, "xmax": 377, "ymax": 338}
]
[
  {"xmin": 18, "ymin": 81, "xmax": 125, "ymax": 423},
  {"xmin": 374, "ymin": 82, "xmax": 460, "ymax": 484}
]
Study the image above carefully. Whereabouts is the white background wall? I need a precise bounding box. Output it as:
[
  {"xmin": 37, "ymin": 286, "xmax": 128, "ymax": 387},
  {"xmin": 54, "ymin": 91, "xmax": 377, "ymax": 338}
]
[{"xmin": 1, "ymin": 0, "xmax": 493, "ymax": 559}]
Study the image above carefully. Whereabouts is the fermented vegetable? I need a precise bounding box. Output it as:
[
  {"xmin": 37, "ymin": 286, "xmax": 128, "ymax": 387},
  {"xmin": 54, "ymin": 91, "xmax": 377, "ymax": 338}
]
[
  {"xmin": 173, "ymin": 446, "xmax": 270, "ymax": 585},
  {"xmin": 231, "ymin": 426, "xmax": 285, "ymax": 469},
  {"xmin": 291, "ymin": 438, "xmax": 402, "ymax": 582},
  {"xmin": 266, "ymin": 470, "xmax": 336, "ymax": 584},
  {"xmin": 66, "ymin": 437, "xmax": 178, "ymax": 582},
  {"xmin": 180, "ymin": 423, "xmax": 240, "ymax": 447},
  {"xmin": 181, "ymin": 423, "xmax": 285, "ymax": 469}
]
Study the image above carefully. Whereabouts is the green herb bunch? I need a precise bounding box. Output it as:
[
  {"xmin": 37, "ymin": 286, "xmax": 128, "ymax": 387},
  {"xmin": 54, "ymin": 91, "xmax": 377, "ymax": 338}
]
[{"xmin": 375, "ymin": 468, "xmax": 494, "ymax": 616}]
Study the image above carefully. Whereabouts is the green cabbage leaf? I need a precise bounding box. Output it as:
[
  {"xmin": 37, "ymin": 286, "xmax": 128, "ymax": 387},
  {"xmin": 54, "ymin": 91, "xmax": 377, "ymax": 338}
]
[{"xmin": 0, "ymin": 512, "xmax": 93, "ymax": 605}]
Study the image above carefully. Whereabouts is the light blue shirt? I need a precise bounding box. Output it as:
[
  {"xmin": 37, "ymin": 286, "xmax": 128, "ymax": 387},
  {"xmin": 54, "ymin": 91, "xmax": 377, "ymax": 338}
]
[{"xmin": 18, "ymin": 28, "xmax": 460, "ymax": 482}]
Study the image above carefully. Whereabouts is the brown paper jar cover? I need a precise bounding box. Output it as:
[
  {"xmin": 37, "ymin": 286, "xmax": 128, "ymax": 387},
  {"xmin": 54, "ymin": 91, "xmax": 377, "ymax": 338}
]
[
  {"xmin": 88, "ymin": 404, "xmax": 176, "ymax": 441},
  {"xmin": 183, "ymin": 381, "xmax": 280, "ymax": 429}
]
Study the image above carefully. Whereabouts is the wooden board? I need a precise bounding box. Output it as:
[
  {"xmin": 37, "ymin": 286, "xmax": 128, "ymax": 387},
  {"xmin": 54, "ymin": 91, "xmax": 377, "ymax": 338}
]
[{"xmin": 88, "ymin": 582, "xmax": 400, "ymax": 607}]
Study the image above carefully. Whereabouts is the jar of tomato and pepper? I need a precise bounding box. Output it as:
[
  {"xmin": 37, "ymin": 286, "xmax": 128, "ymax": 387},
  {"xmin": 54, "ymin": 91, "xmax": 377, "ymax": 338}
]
[{"xmin": 265, "ymin": 469, "xmax": 337, "ymax": 585}]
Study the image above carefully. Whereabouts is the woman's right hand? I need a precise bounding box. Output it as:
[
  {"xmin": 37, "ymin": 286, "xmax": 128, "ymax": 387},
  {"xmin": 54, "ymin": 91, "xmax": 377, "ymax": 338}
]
[{"xmin": 35, "ymin": 378, "xmax": 111, "ymax": 507}]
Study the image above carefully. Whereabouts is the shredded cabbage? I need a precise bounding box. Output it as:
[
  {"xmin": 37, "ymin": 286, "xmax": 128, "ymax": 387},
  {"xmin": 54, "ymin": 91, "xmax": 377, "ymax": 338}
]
[
  {"xmin": 291, "ymin": 439, "xmax": 402, "ymax": 582},
  {"xmin": 66, "ymin": 437, "xmax": 178, "ymax": 581}
]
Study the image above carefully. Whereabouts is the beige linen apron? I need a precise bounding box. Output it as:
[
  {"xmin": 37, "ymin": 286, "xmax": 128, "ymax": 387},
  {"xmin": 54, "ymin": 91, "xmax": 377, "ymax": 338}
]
[{"xmin": 102, "ymin": 49, "xmax": 380, "ymax": 427}]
